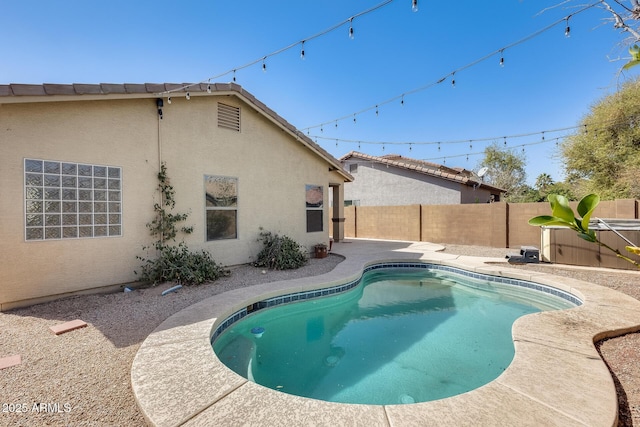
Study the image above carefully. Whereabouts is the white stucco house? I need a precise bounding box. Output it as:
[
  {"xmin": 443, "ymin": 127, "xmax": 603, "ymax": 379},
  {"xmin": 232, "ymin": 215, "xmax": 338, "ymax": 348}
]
[
  {"xmin": 0, "ymin": 82, "xmax": 352, "ymax": 310},
  {"xmin": 340, "ymin": 151, "xmax": 503, "ymax": 206}
]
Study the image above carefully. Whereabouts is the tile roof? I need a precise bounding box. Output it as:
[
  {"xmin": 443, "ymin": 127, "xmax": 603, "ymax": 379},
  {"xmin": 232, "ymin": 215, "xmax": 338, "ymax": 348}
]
[
  {"xmin": 340, "ymin": 151, "xmax": 505, "ymax": 193},
  {"xmin": 0, "ymin": 82, "xmax": 353, "ymax": 182},
  {"xmin": 0, "ymin": 82, "xmax": 201, "ymax": 97},
  {"xmin": 378, "ymin": 154, "xmax": 469, "ymax": 175}
]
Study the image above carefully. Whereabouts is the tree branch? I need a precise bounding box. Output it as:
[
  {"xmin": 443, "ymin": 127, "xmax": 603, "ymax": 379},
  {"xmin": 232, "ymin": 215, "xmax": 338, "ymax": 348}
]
[
  {"xmin": 601, "ymin": 0, "xmax": 640, "ymax": 40},
  {"xmin": 632, "ymin": 0, "xmax": 640, "ymax": 17}
]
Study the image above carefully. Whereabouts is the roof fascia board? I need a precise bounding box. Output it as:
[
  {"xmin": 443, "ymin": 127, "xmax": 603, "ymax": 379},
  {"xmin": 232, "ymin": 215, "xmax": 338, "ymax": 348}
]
[{"xmin": 0, "ymin": 92, "xmax": 157, "ymax": 104}]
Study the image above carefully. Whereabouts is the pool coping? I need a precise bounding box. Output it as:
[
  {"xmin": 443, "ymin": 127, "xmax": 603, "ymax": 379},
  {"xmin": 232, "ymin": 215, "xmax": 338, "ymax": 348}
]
[{"xmin": 131, "ymin": 240, "xmax": 640, "ymax": 427}]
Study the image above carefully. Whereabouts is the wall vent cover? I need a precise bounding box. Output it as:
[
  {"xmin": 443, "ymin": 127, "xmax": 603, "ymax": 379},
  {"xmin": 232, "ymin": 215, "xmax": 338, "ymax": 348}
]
[{"xmin": 218, "ymin": 103, "xmax": 241, "ymax": 132}]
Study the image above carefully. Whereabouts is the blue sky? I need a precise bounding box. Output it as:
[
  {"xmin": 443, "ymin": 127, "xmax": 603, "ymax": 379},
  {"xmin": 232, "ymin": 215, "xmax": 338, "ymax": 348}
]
[{"xmin": 2, "ymin": 0, "xmax": 638, "ymax": 184}]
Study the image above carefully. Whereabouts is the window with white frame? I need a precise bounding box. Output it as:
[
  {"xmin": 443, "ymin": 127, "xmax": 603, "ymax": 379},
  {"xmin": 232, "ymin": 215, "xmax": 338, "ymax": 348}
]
[
  {"xmin": 205, "ymin": 175, "xmax": 238, "ymax": 240},
  {"xmin": 305, "ymin": 184, "xmax": 323, "ymax": 233},
  {"xmin": 24, "ymin": 159, "xmax": 122, "ymax": 240}
]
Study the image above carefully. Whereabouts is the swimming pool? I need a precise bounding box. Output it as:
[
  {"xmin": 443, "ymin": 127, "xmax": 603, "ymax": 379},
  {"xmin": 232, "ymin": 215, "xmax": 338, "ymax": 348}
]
[
  {"xmin": 212, "ymin": 264, "xmax": 579, "ymax": 405},
  {"xmin": 132, "ymin": 240, "xmax": 640, "ymax": 426}
]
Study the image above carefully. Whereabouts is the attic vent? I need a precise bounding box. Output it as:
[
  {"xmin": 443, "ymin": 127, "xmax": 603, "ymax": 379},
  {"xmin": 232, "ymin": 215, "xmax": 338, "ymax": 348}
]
[{"xmin": 218, "ymin": 103, "xmax": 241, "ymax": 132}]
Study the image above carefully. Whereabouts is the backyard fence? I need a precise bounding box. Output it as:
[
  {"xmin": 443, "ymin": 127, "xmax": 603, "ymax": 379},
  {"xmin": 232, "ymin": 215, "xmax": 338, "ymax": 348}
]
[{"xmin": 343, "ymin": 199, "xmax": 640, "ymax": 270}]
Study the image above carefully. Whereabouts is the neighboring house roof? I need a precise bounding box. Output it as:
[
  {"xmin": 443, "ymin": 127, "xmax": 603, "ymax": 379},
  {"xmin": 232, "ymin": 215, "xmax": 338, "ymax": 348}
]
[
  {"xmin": 0, "ymin": 82, "xmax": 353, "ymax": 182},
  {"xmin": 340, "ymin": 151, "xmax": 505, "ymax": 193}
]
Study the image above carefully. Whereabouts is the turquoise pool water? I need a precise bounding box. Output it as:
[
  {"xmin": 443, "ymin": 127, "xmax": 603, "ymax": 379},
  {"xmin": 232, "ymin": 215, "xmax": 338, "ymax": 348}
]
[{"xmin": 213, "ymin": 268, "xmax": 576, "ymax": 405}]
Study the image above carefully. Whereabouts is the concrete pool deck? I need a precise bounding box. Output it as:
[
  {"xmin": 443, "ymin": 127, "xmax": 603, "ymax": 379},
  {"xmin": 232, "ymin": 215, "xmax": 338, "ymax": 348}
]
[{"xmin": 131, "ymin": 239, "xmax": 640, "ymax": 426}]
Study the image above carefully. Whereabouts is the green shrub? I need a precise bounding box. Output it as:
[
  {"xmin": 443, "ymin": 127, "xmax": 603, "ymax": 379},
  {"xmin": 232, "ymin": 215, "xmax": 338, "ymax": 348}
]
[
  {"xmin": 136, "ymin": 242, "xmax": 229, "ymax": 285},
  {"xmin": 253, "ymin": 230, "xmax": 308, "ymax": 270}
]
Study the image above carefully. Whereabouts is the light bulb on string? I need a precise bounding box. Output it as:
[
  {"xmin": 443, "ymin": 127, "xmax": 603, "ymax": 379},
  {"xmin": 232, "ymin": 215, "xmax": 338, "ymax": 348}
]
[
  {"xmin": 466, "ymin": 154, "xmax": 469, "ymax": 162},
  {"xmin": 469, "ymin": 140, "xmax": 473, "ymax": 150},
  {"xmin": 167, "ymin": 96, "xmax": 172, "ymax": 105},
  {"xmin": 320, "ymin": 125, "xmax": 323, "ymax": 133},
  {"xmin": 584, "ymin": 124, "xmax": 588, "ymax": 134},
  {"xmin": 565, "ymin": 16, "xmax": 571, "ymax": 37},
  {"xmin": 438, "ymin": 142, "xmax": 441, "ymax": 151},
  {"xmin": 499, "ymin": 50, "xmax": 505, "ymax": 67},
  {"xmin": 232, "ymin": 70, "xmax": 237, "ymax": 82},
  {"xmin": 401, "ymin": 95, "xmax": 405, "ymax": 106},
  {"xmin": 409, "ymin": 143, "xmax": 412, "ymax": 152},
  {"xmin": 335, "ymin": 120, "xmax": 338, "ymax": 129},
  {"xmin": 300, "ymin": 41, "xmax": 306, "ymax": 60},
  {"xmin": 353, "ymin": 114, "xmax": 357, "ymax": 124},
  {"xmin": 262, "ymin": 57, "xmax": 267, "ymax": 72},
  {"xmin": 336, "ymin": 139, "xmax": 339, "ymax": 148},
  {"xmin": 503, "ymin": 136, "xmax": 507, "ymax": 146},
  {"xmin": 375, "ymin": 105, "xmax": 379, "ymax": 116},
  {"xmin": 412, "ymin": 0, "xmax": 418, "ymax": 13},
  {"xmin": 349, "ymin": 18, "xmax": 354, "ymax": 39},
  {"xmin": 541, "ymin": 131, "xmax": 545, "ymax": 141},
  {"xmin": 186, "ymin": 92, "xmax": 191, "ymax": 100},
  {"xmin": 207, "ymin": 82, "xmax": 212, "ymax": 93},
  {"xmin": 443, "ymin": 157, "xmax": 446, "ymax": 165},
  {"xmin": 451, "ymin": 72, "xmax": 456, "ymax": 88}
]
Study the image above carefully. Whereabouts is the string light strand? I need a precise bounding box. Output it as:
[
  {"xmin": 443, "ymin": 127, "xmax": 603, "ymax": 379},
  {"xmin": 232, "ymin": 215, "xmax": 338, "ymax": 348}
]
[
  {"xmin": 308, "ymin": 118, "xmax": 625, "ymax": 148},
  {"xmin": 157, "ymin": 0, "xmax": 398, "ymax": 96},
  {"xmin": 301, "ymin": 1, "xmax": 601, "ymax": 132},
  {"xmin": 421, "ymin": 137, "xmax": 563, "ymax": 163}
]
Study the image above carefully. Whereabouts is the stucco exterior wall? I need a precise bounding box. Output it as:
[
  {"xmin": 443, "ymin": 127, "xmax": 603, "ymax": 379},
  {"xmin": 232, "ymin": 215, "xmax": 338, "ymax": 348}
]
[
  {"xmin": 344, "ymin": 161, "xmax": 462, "ymax": 206},
  {"xmin": 459, "ymin": 184, "xmax": 496, "ymax": 204},
  {"xmin": 343, "ymin": 160, "xmax": 496, "ymax": 206},
  {"xmin": 0, "ymin": 94, "xmax": 340, "ymax": 309},
  {"xmin": 158, "ymin": 96, "xmax": 333, "ymax": 263},
  {"xmin": 1, "ymin": 99, "xmax": 158, "ymax": 309}
]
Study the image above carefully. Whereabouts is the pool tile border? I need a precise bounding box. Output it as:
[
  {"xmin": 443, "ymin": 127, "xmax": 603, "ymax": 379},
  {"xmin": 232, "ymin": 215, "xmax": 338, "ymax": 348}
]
[{"xmin": 210, "ymin": 261, "xmax": 582, "ymax": 344}]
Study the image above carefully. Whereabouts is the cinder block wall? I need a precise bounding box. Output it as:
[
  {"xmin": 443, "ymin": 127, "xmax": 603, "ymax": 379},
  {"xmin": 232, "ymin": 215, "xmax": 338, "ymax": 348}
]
[
  {"xmin": 344, "ymin": 206, "xmax": 357, "ymax": 238},
  {"xmin": 352, "ymin": 205, "xmax": 421, "ymax": 241},
  {"xmin": 508, "ymin": 203, "xmax": 550, "ymax": 248},
  {"xmin": 344, "ymin": 199, "xmax": 639, "ymax": 250},
  {"xmin": 421, "ymin": 203, "xmax": 508, "ymax": 247}
]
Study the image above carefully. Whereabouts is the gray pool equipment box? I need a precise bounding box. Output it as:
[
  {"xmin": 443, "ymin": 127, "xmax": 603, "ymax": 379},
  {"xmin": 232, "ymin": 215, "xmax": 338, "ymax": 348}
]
[{"xmin": 507, "ymin": 246, "xmax": 540, "ymax": 264}]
